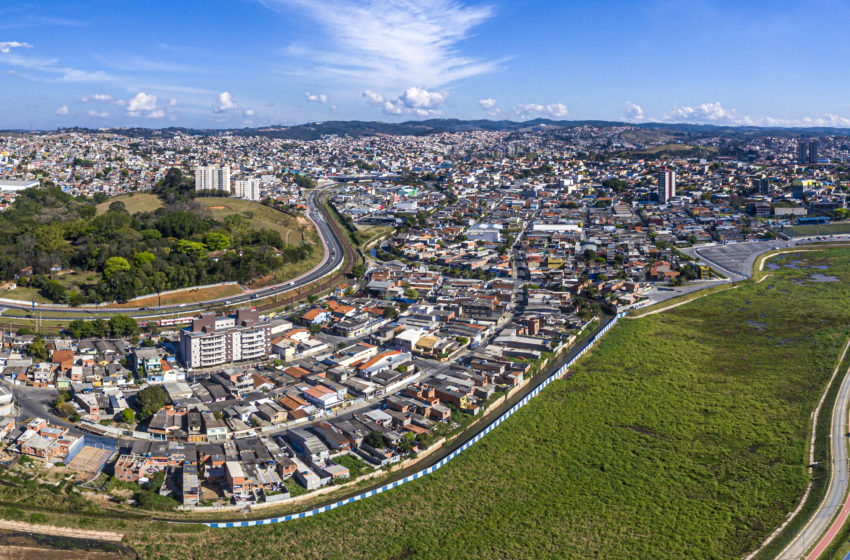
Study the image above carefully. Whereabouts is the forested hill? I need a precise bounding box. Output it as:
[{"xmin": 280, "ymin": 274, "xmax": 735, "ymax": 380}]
[{"xmin": 0, "ymin": 185, "xmax": 313, "ymax": 304}]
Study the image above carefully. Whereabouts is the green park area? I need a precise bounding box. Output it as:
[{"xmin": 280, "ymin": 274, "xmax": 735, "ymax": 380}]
[
  {"xmin": 0, "ymin": 182, "xmax": 320, "ymax": 306},
  {"xmin": 4, "ymin": 248, "xmax": 850, "ymax": 559}
]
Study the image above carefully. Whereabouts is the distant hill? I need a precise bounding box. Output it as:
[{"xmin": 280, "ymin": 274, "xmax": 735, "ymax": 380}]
[{"xmin": 26, "ymin": 119, "xmax": 850, "ymax": 141}]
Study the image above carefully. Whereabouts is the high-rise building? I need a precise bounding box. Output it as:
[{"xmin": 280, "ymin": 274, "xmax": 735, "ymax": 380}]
[
  {"xmin": 194, "ymin": 165, "xmax": 231, "ymax": 192},
  {"xmin": 798, "ymin": 139, "xmax": 819, "ymax": 164},
  {"xmin": 657, "ymin": 169, "xmax": 676, "ymax": 204},
  {"xmin": 808, "ymin": 140, "xmax": 819, "ymax": 164},
  {"xmin": 233, "ymin": 177, "xmax": 262, "ymax": 201},
  {"xmin": 753, "ymin": 177, "xmax": 770, "ymax": 194}
]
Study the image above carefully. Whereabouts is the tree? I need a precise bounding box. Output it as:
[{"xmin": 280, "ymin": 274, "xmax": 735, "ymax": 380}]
[
  {"xmin": 68, "ymin": 319, "xmax": 91, "ymax": 339},
  {"xmin": 121, "ymin": 408, "xmax": 136, "ymax": 423},
  {"xmin": 365, "ymin": 430, "xmax": 387, "ymax": 449},
  {"xmin": 109, "ymin": 314, "xmax": 138, "ymax": 337},
  {"xmin": 351, "ymin": 264, "xmax": 366, "ymax": 278},
  {"xmin": 403, "ymin": 287, "xmax": 419, "ymax": 300},
  {"xmin": 204, "ymin": 231, "xmax": 231, "ymax": 251},
  {"xmin": 90, "ymin": 318, "xmax": 109, "ymax": 338},
  {"xmin": 397, "ymin": 431, "xmax": 416, "ymax": 454},
  {"xmin": 456, "ymin": 336, "xmax": 469, "ymax": 346},
  {"xmin": 134, "ymin": 251, "xmax": 156, "ymax": 267},
  {"xmin": 103, "ymin": 256, "xmax": 130, "ymax": 278},
  {"xmin": 135, "ymin": 385, "xmax": 168, "ymax": 419},
  {"xmin": 108, "ymin": 200, "xmax": 128, "ymax": 213},
  {"xmin": 174, "ymin": 239, "xmax": 206, "ymax": 256},
  {"xmin": 27, "ymin": 337, "xmax": 49, "ymax": 362}
]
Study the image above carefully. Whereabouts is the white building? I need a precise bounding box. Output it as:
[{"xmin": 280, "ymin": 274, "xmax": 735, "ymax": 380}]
[
  {"xmin": 233, "ymin": 177, "xmax": 262, "ymax": 201},
  {"xmin": 658, "ymin": 169, "xmax": 676, "ymax": 204},
  {"xmin": 194, "ymin": 165, "xmax": 231, "ymax": 193}
]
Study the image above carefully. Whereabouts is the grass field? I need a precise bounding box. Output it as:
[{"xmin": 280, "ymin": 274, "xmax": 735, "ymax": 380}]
[
  {"xmin": 111, "ymin": 248, "xmax": 850, "ymax": 559},
  {"xmin": 96, "ymin": 193, "xmax": 163, "ymax": 215},
  {"xmin": 196, "ymin": 198, "xmax": 318, "ymax": 248},
  {"xmin": 786, "ymin": 221, "xmax": 850, "ymax": 237}
]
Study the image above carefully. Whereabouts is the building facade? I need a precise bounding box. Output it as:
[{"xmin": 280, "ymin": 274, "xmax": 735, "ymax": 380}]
[
  {"xmin": 194, "ymin": 165, "xmax": 231, "ymax": 192},
  {"xmin": 657, "ymin": 169, "xmax": 676, "ymax": 204},
  {"xmin": 179, "ymin": 308, "xmax": 282, "ymax": 370}
]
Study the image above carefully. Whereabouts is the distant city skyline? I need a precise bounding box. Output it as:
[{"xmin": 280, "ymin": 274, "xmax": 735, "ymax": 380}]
[{"xmin": 3, "ymin": 0, "xmax": 850, "ymax": 129}]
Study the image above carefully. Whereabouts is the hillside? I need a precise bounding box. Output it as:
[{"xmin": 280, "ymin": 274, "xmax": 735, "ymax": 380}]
[
  {"xmin": 1, "ymin": 188, "xmax": 319, "ymax": 304},
  {"xmin": 45, "ymin": 118, "xmax": 850, "ymax": 141}
]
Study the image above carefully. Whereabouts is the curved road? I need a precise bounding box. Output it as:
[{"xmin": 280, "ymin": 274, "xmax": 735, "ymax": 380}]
[
  {"xmin": 0, "ymin": 189, "xmax": 345, "ymax": 320},
  {"xmin": 775, "ymin": 355, "xmax": 850, "ymax": 560}
]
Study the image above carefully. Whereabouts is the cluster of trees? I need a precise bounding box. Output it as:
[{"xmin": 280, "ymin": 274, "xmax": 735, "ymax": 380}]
[
  {"xmin": 135, "ymin": 385, "xmax": 168, "ymax": 420},
  {"xmin": 67, "ymin": 315, "xmax": 138, "ymax": 339},
  {"xmin": 0, "ymin": 185, "xmax": 313, "ymax": 303}
]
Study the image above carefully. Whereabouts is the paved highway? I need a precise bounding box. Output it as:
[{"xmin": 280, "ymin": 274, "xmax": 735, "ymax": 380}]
[
  {"xmin": 775, "ymin": 356, "xmax": 850, "ymax": 560},
  {"xmin": 0, "ymin": 189, "xmax": 345, "ymax": 320}
]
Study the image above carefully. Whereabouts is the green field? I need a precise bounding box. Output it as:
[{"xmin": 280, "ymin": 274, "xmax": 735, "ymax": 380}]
[
  {"xmin": 6, "ymin": 249, "xmax": 850, "ymax": 559},
  {"xmin": 786, "ymin": 221, "xmax": 850, "ymax": 237}
]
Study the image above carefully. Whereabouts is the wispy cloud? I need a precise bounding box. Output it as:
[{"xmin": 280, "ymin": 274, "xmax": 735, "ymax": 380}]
[
  {"xmin": 305, "ymin": 92, "xmax": 327, "ymax": 103},
  {"xmin": 0, "ymin": 41, "xmax": 31, "ymax": 53},
  {"xmin": 262, "ymin": 0, "xmax": 503, "ymax": 88}
]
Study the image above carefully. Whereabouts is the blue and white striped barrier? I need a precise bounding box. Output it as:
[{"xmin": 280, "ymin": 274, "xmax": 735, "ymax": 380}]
[{"xmin": 206, "ymin": 312, "xmax": 625, "ymax": 528}]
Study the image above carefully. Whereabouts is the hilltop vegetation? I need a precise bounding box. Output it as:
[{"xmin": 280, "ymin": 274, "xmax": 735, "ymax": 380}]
[
  {"xmin": 114, "ymin": 248, "xmax": 850, "ymax": 559},
  {"xmin": 0, "ymin": 183, "xmax": 315, "ymax": 304}
]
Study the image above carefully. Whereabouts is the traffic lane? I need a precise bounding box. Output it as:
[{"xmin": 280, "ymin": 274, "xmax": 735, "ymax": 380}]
[{"xmin": 775, "ymin": 359, "xmax": 850, "ymax": 559}]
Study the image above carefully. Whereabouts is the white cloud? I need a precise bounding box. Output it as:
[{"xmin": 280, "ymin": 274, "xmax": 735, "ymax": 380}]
[
  {"xmin": 243, "ymin": 109, "xmax": 256, "ymax": 117},
  {"xmin": 169, "ymin": 98, "xmax": 178, "ymax": 106},
  {"xmin": 624, "ymin": 101, "xmax": 644, "ymax": 120},
  {"xmin": 668, "ymin": 101, "xmax": 731, "ymax": 122},
  {"xmin": 79, "ymin": 93, "xmax": 113, "ymax": 103},
  {"xmin": 329, "ymin": 104, "xmax": 338, "ymax": 113},
  {"xmin": 305, "ymin": 92, "xmax": 328, "ymax": 103},
  {"xmin": 127, "ymin": 92, "xmax": 157, "ymax": 114},
  {"xmin": 147, "ymin": 109, "xmax": 165, "ymax": 118},
  {"xmin": 214, "ymin": 91, "xmax": 237, "ymax": 112},
  {"xmin": 399, "ymin": 86, "xmax": 446, "ymax": 109},
  {"xmin": 55, "ymin": 105, "xmax": 68, "ymax": 115},
  {"xmin": 87, "ymin": 110, "xmax": 109, "ymax": 118},
  {"xmin": 263, "ymin": 0, "xmax": 502, "ymax": 88},
  {"xmin": 363, "ymin": 90, "xmax": 384, "ymax": 104},
  {"xmin": 478, "ymin": 98, "xmax": 497, "ymax": 110},
  {"xmin": 363, "ymin": 86, "xmax": 447, "ymax": 116},
  {"xmin": 514, "ymin": 103, "xmax": 569, "ymax": 119},
  {"xmin": 0, "ymin": 41, "xmax": 32, "ymax": 53}
]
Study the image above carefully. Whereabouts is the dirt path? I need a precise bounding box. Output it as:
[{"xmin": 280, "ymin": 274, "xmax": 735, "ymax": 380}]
[{"xmin": 0, "ymin": 520, "xmax": 123, "ymax": 542}]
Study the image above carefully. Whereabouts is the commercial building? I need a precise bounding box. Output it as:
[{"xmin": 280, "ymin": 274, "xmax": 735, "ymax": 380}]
[
  {"xmin": 194, "ymin": 165, "xmax": 231, "ymax": 192},
  {"xmin": 179, "ymin": 308, "xmax": 286, "ymax": 370}
]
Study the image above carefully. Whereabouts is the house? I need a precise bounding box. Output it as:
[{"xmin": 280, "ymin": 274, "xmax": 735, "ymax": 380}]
[{"xmin": 301, "ymin": 308, "xmax": 331, "ymax": 325}]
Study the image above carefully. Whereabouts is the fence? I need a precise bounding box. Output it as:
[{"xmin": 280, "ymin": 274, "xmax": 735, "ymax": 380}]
[{"xmin": 206, "ymin": 312, "xmax": 625, "ymax": 528}]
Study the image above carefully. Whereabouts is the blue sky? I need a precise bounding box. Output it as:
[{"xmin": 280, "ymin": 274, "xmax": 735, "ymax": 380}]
[{"xmin": 2, "ymin": 0, "xmax": 850, "ymax": 129}]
